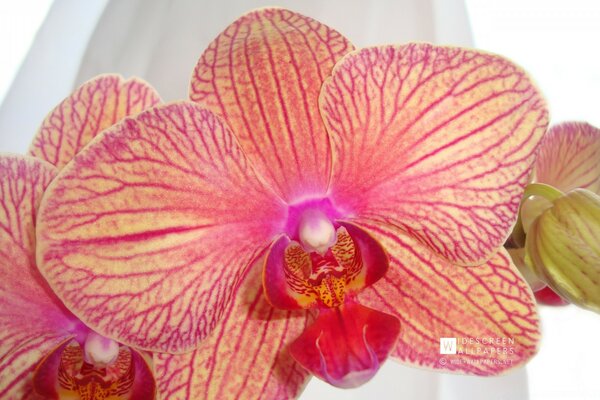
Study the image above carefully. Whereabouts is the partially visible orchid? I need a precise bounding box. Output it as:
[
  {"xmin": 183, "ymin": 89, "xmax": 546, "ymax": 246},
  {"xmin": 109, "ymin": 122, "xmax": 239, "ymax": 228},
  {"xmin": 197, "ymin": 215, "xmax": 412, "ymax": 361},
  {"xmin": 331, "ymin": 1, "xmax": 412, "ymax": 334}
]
[
  {"xmin": 0, "ymin": 75, "xmax": 160, "ymax": 399},
  {"xmin": 5, "ymin": 8, "xmax": 549, "ymax": 399},
  {"xmin": 509, "ymin": 122, "xmax": 600, "ymax": 312}
]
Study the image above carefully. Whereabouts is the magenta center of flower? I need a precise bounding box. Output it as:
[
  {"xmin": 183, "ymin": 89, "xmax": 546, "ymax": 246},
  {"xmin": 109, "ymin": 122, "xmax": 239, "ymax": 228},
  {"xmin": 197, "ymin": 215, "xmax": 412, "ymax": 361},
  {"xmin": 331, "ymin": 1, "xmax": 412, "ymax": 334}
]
[
  {"xmin": 266, "ymin": 197, "xmax": 370, "ymax": 309},
  {"xmin": 33, "ymin": 334, "xmax": 136, "ymax": 399},
  {"xmin": 263, "ymin": 197, "xmax": 400, "ymax": 388}
]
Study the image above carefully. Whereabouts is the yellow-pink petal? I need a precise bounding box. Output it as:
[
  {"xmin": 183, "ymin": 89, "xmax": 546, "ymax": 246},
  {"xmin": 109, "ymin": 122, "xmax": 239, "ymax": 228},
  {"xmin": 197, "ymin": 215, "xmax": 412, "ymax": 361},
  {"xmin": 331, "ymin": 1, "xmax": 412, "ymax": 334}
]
[
  {"xmin": 29, "ymin": 74, "xmax": 161, "ymax": 169},
  {"xmin": 190, "ymin": 8, "xmax": 354, "ymax": 201},
  {"xmin": 0, "ymin": 155, "xmax": 78, "ymax": 398},
  {"xmin": 154, "ymin": 262, "xmax": 311, "ymax": 400},
  {"xmin": 534, "ymin": 122, "xmax": 600, "ymax": 193},
  {"xmin": 321, "ymin": 45, "xmax": 548, "ymax": 265},
  {"xmin": 36, "ymin": 102, "xmax": 285, "ymax": 353},
  {"xmin": 356, "ymin": 222, "xmax": 540, "ymax": 375}
]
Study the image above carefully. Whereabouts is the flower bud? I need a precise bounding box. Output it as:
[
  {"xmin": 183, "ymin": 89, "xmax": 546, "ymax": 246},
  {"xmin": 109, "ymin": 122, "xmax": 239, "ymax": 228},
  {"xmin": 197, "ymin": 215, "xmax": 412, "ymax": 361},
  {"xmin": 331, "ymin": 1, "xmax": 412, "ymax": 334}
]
[{"xmin": 525, "ymin": 189, "xmax": 600, "ymax": 313}]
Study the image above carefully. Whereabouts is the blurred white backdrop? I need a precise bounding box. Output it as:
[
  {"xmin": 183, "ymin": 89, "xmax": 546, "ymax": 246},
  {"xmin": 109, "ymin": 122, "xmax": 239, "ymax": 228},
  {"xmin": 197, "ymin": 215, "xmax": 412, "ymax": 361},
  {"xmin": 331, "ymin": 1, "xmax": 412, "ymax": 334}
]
[{"xmin": 0, "ymin": 1, "xmax": 599, "ymax": 399}]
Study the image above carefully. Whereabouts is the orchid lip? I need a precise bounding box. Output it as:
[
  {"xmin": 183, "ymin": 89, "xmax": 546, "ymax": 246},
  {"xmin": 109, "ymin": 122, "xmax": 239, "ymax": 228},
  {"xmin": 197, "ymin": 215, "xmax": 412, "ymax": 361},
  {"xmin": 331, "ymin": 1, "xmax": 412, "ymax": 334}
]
[{"xmin": 314, "ymin": 321, "xmax": 380, "ymax": 388}]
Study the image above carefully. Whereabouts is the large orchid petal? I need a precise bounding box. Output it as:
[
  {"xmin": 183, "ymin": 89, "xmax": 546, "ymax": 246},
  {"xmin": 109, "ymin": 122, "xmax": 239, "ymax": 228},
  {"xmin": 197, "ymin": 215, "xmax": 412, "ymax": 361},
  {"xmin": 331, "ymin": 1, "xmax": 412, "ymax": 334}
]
[
  {"xmin": 154, "ymin": 262, "xmax": 311, "ymax": 400},
  {"xmin": 321, "ymin": 45, "xmax": 548, "ymax": 265},
  {"xmin": 0, "ymin": 155, "xmax": 80, "ymax": 398},
  {"xmin": 36, "ymin": 102, "xmax": 285, "ymax": 353},
  {"xmin": 534, "ymin": 122, "xmax": 600, "ymax": 193},
  {"xmin": 289, "ymin": 302, "xmax": 400, "ymax": 389},
  {"xmin": 29, "ymin": 74, "xmax": 161, "ymax": 169},
  {"xmin": 190, "ymin": 8, "xmax": 354, "ymax": 201},
  {"xmin": 356, "ymin": 222, "xmax": 540, "ymax": 375}
]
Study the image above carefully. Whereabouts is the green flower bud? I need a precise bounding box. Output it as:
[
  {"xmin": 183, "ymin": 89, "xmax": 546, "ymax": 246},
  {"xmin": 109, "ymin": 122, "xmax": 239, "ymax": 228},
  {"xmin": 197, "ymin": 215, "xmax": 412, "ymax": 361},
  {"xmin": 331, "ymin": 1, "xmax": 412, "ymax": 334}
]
[{"xmin": 525, "ymin": 189, "xmax": 600, "ymax": 313}]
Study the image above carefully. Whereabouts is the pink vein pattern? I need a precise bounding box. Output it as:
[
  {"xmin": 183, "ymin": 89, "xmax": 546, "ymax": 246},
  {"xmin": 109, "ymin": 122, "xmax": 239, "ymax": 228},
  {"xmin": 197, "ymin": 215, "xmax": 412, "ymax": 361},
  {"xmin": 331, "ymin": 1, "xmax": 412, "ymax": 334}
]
[
  {"xmin": 154, "ymin": 261, "xmax": 311, "ymax": 400},
  {"xmin": 0, "ymin": 156, "xmax": 76, "ymax": 399},
  {"xmin": 357, "ymin": 222, "xmax": 540, "ymax": 375},
  {"xmin": 29, "ymin": 74, "xmax": 161, "ymax": 169},
  {"xmin": 36, "ymin": 102, "xmax": 285, "ymax": 354},
  {"xmin": 320, "ymin": 45, "xmax": 549, "ymax": 265},
  {"xmin": 190, "ymin": 8, "xmax": 354, "ymax": 202},
  {"xmin": 534, "ymin": 122, "xmax": 600, "ymax": 194}
]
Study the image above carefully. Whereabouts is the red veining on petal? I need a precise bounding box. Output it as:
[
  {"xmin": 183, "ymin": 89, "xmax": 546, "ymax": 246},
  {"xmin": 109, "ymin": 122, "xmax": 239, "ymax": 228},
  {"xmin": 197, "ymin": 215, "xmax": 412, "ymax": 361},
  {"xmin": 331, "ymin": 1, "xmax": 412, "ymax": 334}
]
[
  {"xmin": 29, "ymin": 75, "xmax": 161, "ymax": 169},
  {"xmin": 321, "ymin": 44, "xmax": 548, "ymax": 265},
  {"xmin": 190, "ymin": 8, "xmax": 354, "ymax": 201},
  {"xmin": 154, "ymin": 262, "xmax": 311, "ymax": 400},
  {"xmin": 357, "ymin": 222, "xmax": 540, "ymax": 375},
  {"xmin": 36, "ymin": 103, "xmax": 284, "ymax": 353}
]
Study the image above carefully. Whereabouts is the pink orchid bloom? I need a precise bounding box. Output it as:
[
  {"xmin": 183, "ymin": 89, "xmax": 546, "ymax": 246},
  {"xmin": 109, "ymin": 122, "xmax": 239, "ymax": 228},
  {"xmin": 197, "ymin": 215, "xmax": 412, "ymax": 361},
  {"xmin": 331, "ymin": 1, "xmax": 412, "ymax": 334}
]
[
  {"xmin": 1, "ymin": 75, "xmax": 160, "ymax": 399},
  {"xmin": 0, "ymin": 156, "xmax": 156, "ymax": 400},
  {"xmin": 514, "ymin": 122, "xmax": 600, "ymax": 306},
  {"xmin": 31, "ymin": 8, "xmax": 547, "ymax": 398}
]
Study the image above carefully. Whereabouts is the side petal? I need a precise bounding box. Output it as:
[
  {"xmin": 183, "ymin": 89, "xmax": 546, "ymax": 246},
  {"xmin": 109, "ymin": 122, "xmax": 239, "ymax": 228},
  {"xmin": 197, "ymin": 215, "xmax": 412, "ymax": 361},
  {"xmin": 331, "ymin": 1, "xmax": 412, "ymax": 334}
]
[
  {"xmin": 154, "ymin": 261, "xmax": 311, "ymax": 400},
  {"xmin": 289, "ymin": 302, "xmax": 400, "ymax": 389},
  {"xmin": 0, "ymin": 156, "xmax": 79, "ymax": 399},
  {"xmin": 321, "ymin": 45, "xmax": 548, "ymax": 265},
  {"xmin": 534, "ymin": 122, "xmax": 600, "ymax": 193},
  {"xmin": 36, "ymin": 102, "xmax": 286, "ymax": 353},
  {"xmin": 129, "ymin": 348, "xmax": 157, "ymax": 400},
  {"xmin": 356, "ymin": 222, "xmax": 540, "ymax": 375},
  {"xmin": 29, "ymin": 74, "xmax": 161, "ymax": 169},
  {"xmin": 190, "ymin": 8, "xmax": 354, "ymax": 201}
]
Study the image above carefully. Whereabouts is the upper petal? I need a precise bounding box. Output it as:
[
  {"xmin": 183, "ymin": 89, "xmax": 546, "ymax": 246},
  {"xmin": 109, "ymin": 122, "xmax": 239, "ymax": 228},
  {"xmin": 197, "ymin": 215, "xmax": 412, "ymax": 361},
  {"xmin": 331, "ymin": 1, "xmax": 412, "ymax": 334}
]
[
  {"xmin": 154, "ymin": 260, "xmax": 311, "ymax": 400},
  {"xmin": 29, "ymin": 74, "xmax": 161, "ymax": 169},
  {"xmin": 321, "ymin": 45, "xmax": 548, "ymax": 265},
  {"xmin": 36, "ymin": 102, "xmax": 285, "ymax": 353},
  {"xmin": 534, "ymin": 122, "xmax": 600, "ymax": 193},
  {"xmin": 356, "ymin": 222, "xmax": 540, "ymax": 375},
  {"xmin": 190, "ymin": 8, "xmax": 354, "ymax": 202},
  {"xmin": 0, "ymin": 155, "xmax": 80, "ymax": 398}
]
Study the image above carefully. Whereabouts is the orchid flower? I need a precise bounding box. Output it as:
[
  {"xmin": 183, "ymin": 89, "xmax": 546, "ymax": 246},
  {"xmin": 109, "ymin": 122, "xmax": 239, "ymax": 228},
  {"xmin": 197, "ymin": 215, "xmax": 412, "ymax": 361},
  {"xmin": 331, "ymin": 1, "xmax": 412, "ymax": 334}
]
[
  {"xmin": 0, "ymin": 75, "xmax": 160, "ymax": 399},
  {"xmin": 510, "ymin": 122, "xmax": 600, "ymax": 310},
  {"xmin": 31, "ymin": 9, "xmax": 547, "ymax": 398}
]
